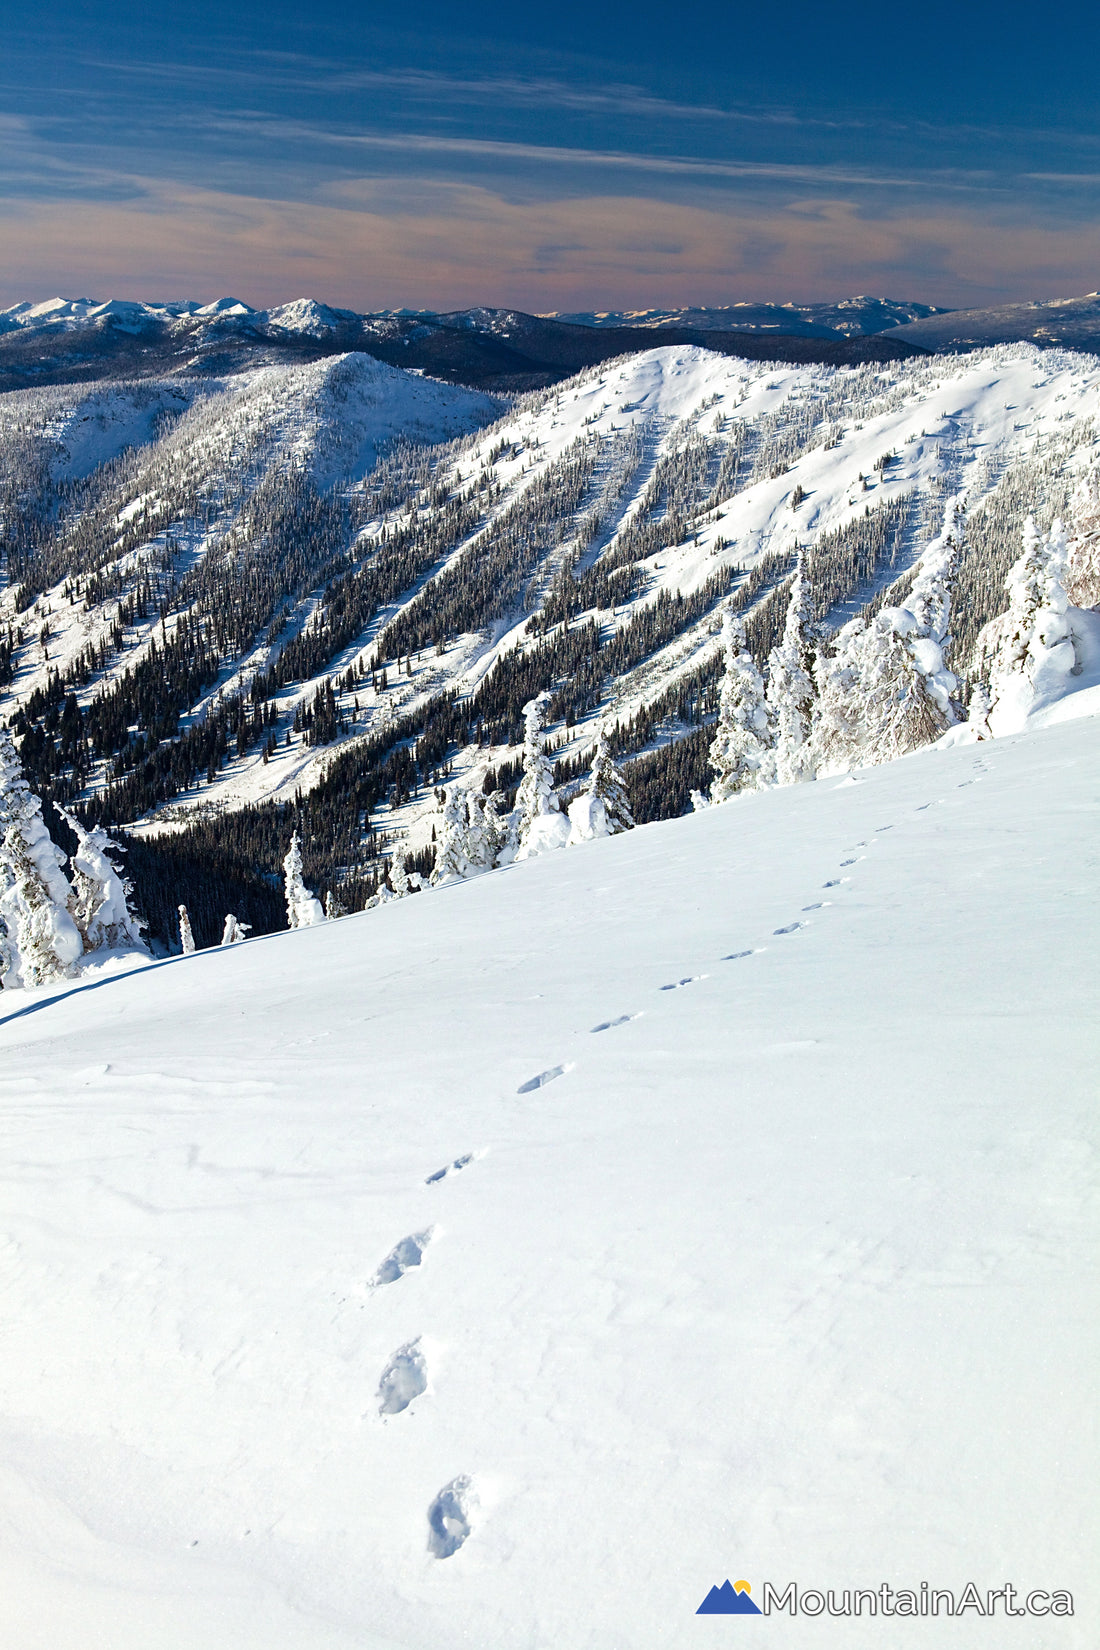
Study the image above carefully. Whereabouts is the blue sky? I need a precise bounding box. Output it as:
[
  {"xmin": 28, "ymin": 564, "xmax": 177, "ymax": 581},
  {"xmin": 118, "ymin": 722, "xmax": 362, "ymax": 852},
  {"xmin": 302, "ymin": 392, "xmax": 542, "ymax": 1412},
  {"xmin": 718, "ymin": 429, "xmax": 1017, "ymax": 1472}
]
[{"xmin": 1, "ymin": 0, "xmax": 1098, "ymax": 311}]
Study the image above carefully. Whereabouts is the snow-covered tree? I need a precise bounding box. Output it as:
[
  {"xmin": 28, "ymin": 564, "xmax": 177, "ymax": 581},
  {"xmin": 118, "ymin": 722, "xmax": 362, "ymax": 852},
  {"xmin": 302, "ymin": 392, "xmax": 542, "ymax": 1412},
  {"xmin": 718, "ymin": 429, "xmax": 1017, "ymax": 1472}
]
[
  {"xmin": 709, "ymin": 604, "xmax": 773, "ymax": 803},
  {"xmin": 221, "ymin": 913, "xmax": 251, "ymax": 945},
  {"xmin": 57, "ymin": 808, "xmax": 148, "ymax": 956},
  {"xmin": 567, "ymin": 724, "xmax": 634, "ymax": 842},
  {"xmin": 811, "ymin": 499, "xmax": 963, "ymax": 773},
  {"xmin": 178, "ymin": 904, "xmax": 196, "ymax": 955},
  {"xmin": 432, "ymin": 785, "xmax": 507, "ymax": 884},
  {"xmin": 0, "ymin": 729, "xmax": 83, "ymax": 989},
  {"xmin": 324, "ymin": 889, "xmax": 347, "ymax": 920},
  {"xmin": 690, "ymin": 788, "xmax": 711, "ymax": 812},
  {"xmin": 965, "ymin": 682, "xmax": 993, "ymax": 740},
  {"xmin": 983, "ymin": 516, "xmax": 1081, "ymax": 735},
  {"xmin": 515, "ymin": 694, "xmax": 570, "ymax": 858},
  {"xmin": 767, "ymin": 554, "xmax": 816, "ymax": 786},
  {"xmin": 1065, "ymin": 468, "xmax": 1100, "ymax": 609},
  {"xmin": 283, "ymin": 830, "xmax": 325, "ymax": 928}
]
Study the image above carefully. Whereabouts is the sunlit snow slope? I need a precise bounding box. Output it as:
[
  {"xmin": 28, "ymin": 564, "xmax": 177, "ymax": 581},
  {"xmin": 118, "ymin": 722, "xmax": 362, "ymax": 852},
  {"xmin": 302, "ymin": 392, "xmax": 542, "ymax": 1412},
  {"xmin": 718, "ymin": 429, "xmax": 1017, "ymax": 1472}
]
[{"xmin": 1, "ymin": 714, "xmax": 1096, "ymax": 1650}]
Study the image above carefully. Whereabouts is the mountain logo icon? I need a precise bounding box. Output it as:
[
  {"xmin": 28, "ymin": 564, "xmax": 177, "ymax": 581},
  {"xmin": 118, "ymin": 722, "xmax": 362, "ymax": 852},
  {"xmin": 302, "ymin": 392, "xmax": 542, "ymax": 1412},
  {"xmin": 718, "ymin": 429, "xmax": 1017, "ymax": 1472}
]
[{"xmin": 697, "ymin": 1579, "xmax": 762, "ymax": 1614}]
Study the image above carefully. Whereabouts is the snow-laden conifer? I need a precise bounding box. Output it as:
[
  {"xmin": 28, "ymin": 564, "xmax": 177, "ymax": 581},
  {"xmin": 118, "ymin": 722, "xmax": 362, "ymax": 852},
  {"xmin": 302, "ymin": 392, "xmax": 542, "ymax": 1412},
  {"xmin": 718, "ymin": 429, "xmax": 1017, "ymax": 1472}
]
[
  {"xmin": 767, "ymin": 553, "xmax": 816, "ymax": 786},
  {"xmin": 983, "ymin": 517, "xmax": 1080, "ymax": 735},
  {"xmin": 1064, "ymin": 468, "xmax": 1100, "ymax": 609},
  {"xmin": 221, "ymin": 913, "xmax": 251, "ymax": 945},
  {"xmin": 178, "ymin": 904, "xmax": 196, "ymax": 955},
  {"xmin": 0, "ymin": 729, "xmax": 83, "ymax": 989},
  {"xmin": 432, "ymin": 786, "xmax": 506, "ymax": 884},
  {"xmin": 515, "ymin": 694, "xmax": 571, "ymax": 858},
  {"xmin": 283, "ymin": 831, "xmax": 325, "ymax": 928},
  {"xmin": 811, "ymin": 498, "xmax": 963, "ymax": 773},
  {"xmin": 57, "ymin": 808, "xmax": 148, "ymax": 956},
  {"xmin": 709, "ymin": 604, "xmax": 772, "ymax": 803},
  {"xmin": 567, "ymin": 724, "xmax": 634, "ymax": 842}
]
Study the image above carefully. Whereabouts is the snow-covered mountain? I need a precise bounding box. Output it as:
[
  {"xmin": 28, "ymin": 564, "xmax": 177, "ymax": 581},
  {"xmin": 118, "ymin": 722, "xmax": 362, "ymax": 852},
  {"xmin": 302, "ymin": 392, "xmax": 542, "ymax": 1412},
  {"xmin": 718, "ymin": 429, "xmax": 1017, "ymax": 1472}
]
[
  {"xmin": 4, "ymin": 340, "xmax": 1099, "ymax": 922},
  {"xmin": 0, "ymin": 293, "xmax": 943, "ymax": 342},
  {"xmin": 0, "ymin": 297, "xmax": 924, "ymax": 398},
  {"xmin": 890, "ymin": 292, "xmax": 1100, "ymax": 355},
  {"xmin": 1, "ymin": 706, "xmax": 1096, "ymax": 1649},
  {"xmin": 545, "ymin": 297, "xmax": 949, "ymax": 336}
]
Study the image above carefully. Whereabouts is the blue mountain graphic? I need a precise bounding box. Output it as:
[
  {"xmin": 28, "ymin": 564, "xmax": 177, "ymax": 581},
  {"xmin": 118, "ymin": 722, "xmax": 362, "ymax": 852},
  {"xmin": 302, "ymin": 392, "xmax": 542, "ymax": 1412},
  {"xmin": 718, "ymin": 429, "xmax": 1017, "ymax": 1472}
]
[{"xmin": 697, "ymin": 1580, "xmax": 762, "ymax": 1614}]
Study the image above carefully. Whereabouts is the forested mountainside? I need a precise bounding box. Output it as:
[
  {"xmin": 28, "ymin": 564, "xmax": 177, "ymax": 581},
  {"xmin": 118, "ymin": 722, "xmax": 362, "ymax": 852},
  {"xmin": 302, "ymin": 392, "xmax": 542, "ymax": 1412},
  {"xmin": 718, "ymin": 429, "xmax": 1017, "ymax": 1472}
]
[{"xmin": 3, "ymin": 340, "xmax": 1099, "ymax": 947}]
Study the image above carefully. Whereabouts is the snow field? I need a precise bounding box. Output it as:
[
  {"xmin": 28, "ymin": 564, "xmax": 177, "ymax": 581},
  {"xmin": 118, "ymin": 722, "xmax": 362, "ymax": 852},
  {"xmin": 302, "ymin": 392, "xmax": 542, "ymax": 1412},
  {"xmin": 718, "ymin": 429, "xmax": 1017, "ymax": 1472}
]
[{"xmin": 0, "ymin": 713, "xmax": 1097, "ymax": 1648}]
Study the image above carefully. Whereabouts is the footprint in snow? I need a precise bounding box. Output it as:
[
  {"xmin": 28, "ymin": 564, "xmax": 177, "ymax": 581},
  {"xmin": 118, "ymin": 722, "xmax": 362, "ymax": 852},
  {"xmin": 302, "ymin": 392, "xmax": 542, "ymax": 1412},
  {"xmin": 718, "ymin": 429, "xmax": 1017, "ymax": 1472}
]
[
  {"xmin": 822, "ymin": 878, "xmax": 846, "ymax": 888},
  {"xmin": 659, "ymin": 974, "xmax": 708, "ymax": 991},
  {"xmin": 590, "ymin": 1014, "xmax": 641, "ymax": 1033},
  {"xmin": 722, "ymin": 949, "xmax": 755, "ymax": 961},
  {"xmin": 425, "ymin": 1153, "xmax": 474, "ymax": 1185},
  {"xmin": 377, "ymin": 1339, "xmax": 428, "ymax": 1415},
  {"xmin": 517, "ymin": 1063, "xmax": 573, "ymax": 1094},
  {"xmin": 839, "ymin": 858, "xmax": 858, "ymax": 866},
  {"xmin": 428, "ymin": 1476, "xmax": 475, "ymax": 1559},
  {"xmin": 371, "ymin": 1230, "xmax": 434, "ymax": 1288},
  {"xmin": 802, "ymin": 902, "xmax": 823, "ymax": 911},
  {"xmin": 773, "ymin": 922, "xmax": 804, "ymax": 935}
]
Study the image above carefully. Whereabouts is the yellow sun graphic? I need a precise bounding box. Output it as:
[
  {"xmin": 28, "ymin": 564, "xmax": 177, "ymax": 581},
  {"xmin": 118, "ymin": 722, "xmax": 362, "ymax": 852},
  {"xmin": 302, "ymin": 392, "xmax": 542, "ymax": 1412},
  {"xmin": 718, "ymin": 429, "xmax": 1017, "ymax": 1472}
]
[{"xmin": 734, "ymin": 1580, "xmax": 752, "ymax": 1594}]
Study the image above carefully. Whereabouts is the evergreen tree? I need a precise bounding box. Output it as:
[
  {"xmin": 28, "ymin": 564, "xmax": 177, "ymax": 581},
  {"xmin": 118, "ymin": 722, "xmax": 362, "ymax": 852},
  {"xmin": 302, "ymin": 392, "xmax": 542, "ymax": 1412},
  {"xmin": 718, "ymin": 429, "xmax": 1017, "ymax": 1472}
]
[
  {"xmin": 709, "ymin": 604, "xmax": 772, "ymax": 803},
  {"xmin": 0, "ymin": 729, "xmax": 83, "ymax": 989},
  {"xmin": 283, "ymin": 830, "xmax": 325, "ymax": 927},
  {"xmin": 221, "ymin": 913, "xmax": 251, "ymax": 944},
  {"xmin": 568, "ymin": 723, "xmax": 634, "ymax": 841},
  {"xmin": 983, "ymin": 517, "xmax": 1079, "ymax": 735},
  {"xmin": 178, "ymin": 903, "xmax": 196, "ymax": 955},
  {"xmin": 767, "ymin": 553, "xmax": 816, "ymax": 785},
  {"xmin": 1065, "ymin": 472, "xmax": 1100, "ymax": 609},
  {"xmin": 431, "ymin": 782, "xmax": 511, "ymax": 886},
  {"xmin": 515, "ymin": 694, "xmax": 570, "ymax": 858},
  {"xmin": 811, "ymin": 499, "xmax": 963, "ymax": 773},
  {"xmin": 57, "ymin": 807, "xmax": 148, "ymax": 955}
]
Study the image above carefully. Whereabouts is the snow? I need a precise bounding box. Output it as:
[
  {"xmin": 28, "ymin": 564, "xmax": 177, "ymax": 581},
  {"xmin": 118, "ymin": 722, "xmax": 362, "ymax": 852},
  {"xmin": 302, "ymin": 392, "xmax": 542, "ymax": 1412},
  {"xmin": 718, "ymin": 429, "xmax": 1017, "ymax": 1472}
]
[{"xmin": 0, "ymin": 711, "xmax": 1096, "ymax": 1649}]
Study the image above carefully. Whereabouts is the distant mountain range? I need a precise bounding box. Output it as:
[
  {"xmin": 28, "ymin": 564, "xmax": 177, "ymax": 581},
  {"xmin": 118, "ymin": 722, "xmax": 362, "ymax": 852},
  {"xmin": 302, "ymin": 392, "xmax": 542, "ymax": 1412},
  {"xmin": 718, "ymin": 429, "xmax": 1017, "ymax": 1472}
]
[
  {"xmin": 0, "ymin": 296, "xmax": 931, "ymax": 395},
  {"xmin": 3, "ymin": 290, "xmax": 1100, "ymax": 396},
  {"xmin": 543, "ymin": 297, "xmax": 949, "ymax": 336}
]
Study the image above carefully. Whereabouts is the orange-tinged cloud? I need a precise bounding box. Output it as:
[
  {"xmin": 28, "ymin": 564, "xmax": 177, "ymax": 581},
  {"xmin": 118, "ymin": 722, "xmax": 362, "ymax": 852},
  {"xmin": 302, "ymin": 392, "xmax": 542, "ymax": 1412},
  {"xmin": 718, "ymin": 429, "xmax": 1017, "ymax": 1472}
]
[{"xmin": 1, "ymin": 177, "xmax": 1099, "ymax": 310}]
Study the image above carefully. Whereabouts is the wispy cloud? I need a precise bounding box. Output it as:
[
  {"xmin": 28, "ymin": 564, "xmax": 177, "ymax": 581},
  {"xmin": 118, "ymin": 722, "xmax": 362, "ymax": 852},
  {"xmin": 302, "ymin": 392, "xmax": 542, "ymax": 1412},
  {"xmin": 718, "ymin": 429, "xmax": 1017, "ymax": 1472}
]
[
  {"xmin": 191, "ymin": 113, "xmax": 1005, "ymax": 195},
  {"xmin": 3, "ymin": 172, "xmax": 1100, "ymax": 313}
]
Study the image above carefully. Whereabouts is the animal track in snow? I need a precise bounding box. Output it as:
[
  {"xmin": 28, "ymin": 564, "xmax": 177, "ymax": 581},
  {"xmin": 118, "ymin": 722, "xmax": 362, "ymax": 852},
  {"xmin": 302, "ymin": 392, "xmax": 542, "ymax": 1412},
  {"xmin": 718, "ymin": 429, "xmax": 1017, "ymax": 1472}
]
[
  {"xmin": 371, "ymin": 1230, "xmax": 434, "ymax": 1287},
  {"xmin": 428, "ymin": 1476, "xmax": 475, "ymax": 1558},
  {"xmin": 517, "ymin": 1063, "xmax": 572, "ymax": 1094},
  {"xmin": 425, "ymin": 1153, "xmax": 474, "ymax": 1185},
  {"xmin": 722, "ymin": 949, "xmax": 755, "ymax": 961},
  {"xmin": 822, "ymin": 878, "xmax": 846, "ymax": 888},
  {"xmin": 377, "ymin": 1339, "xmax": 428, "ymax": 1415},
  {"xmin": 773, "ymin": 922, "xmax": 805, "ymax": 935},
  {"xmin": 839, "ymin": 858, "xmax": 858, "ymax": 866},
  {"xmin": 590, "ymin": 1014, "xmax": 641, "ymax": 1033},
  {"xmin": 802, "ymin": 902, "xmax": 823, "ymax": 911},
  {"xmin": 659, "ymin": 974, "xmax": 708, "ymax": 991}
]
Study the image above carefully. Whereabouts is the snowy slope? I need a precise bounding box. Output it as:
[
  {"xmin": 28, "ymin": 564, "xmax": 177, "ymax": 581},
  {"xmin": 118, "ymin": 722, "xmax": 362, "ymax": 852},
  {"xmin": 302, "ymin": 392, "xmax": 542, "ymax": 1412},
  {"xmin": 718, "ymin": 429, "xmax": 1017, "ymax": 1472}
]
[
  {"xmin": 0, "ymin": 712, "xmax": 1096, "ymax": 1650},
  {"xmin": 5, "ymin": 342, "xmax": 1100, "ymax": 887}
]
